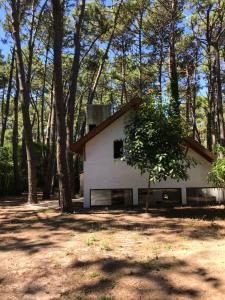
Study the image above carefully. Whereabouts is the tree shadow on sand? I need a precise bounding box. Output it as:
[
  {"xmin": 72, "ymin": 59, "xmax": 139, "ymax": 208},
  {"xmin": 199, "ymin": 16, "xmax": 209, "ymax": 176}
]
[
  {"xmin": 51, "ymin": 256, "xmax": 223, "ymax": 299},
  {"xmin": 1, "ymin": 200, "xmax": 225, "ymax": 254}
]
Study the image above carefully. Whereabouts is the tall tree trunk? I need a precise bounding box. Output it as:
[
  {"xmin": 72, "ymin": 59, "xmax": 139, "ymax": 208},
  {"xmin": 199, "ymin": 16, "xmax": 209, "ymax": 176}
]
[
  {"xmin": 52, "ymin": 0, "xmax": 72, "ymax": 212},
  {"xmin": 138, "ymin": 10, "xmax": 143, "ymax": 96},
  {"xmin": 0, "ymin": 82, "xmax": 6, "ymax": 136},
  {"xmin": 169, "ymin": 33, "xmax": 179, "ymax": 115},
  {"xmin": 12, "ymin": 70, "xmax": 20, "ymax": 195},
  {"xmin": 1, "ymin": 47, "xmax": 15, "ymax": 146},
  {"xmin": 146, "ymin": 178, "xmax": 151, "ymax": 213},
  {"xmin": 186, "ymin": 68, "xmax": 191, "ymax": 125},
  {"xmin": 207, "ymin": 45, "xmax": 217, "ymax": 150},
  {"xmin": 158, "ymin": 34, "xmax": 164, "ymax": 103},
  {"xmin": 26, "ymin": 1, "xmax": 36, "ymax": 90},
  {"xmin": 192, "ymin": 47, "xmax": 201, "ymax": 142},
  {"xmin": 41, "ymin": 36, "xmax": 50, "ymax": 157},
  {"xmin": 169, "ymin": 0, "xmax": 180, "ymax": 116},
  {"xmin": 11, "ymin": 0, "xmax": 37, "ymax": 203},
  {"xmin": 66, "ymin": 0, "xmax": 86, "ymax": 197},
  {"xmin": 214, "ymin": 45, "xmax": 225, "ymax": 146},
  {"xmin": 43, "ymin": 99, "xmax": 56, "ymax": 200},
  {"xmin": 121, "ymin": 37, "xmax": 127, "ymax": 103},
  {"xmin": 88, "ymin": 0, "xmax": 123, "ymax": 104}
]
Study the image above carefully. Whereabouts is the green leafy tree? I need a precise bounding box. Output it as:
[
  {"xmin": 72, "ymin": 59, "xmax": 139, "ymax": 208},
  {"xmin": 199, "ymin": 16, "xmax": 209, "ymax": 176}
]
[
  {"xmin": 123, "ymin": 99, "xmax": 195, "ymax": 210},
  {"xmin": 209, "ymin": 145, "xmax": 225, "ymax": 188}
]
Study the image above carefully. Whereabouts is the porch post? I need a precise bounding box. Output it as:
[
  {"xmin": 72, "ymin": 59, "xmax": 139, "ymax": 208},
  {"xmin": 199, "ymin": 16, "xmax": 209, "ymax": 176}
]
[
  {"xmin": 133, "ymin": 188, "xmax": 139, "ymax": 206},
  {"xmin": 216, "ymin": 188, "xmax": 224, "ymax": 204},
  {"xmin": 84, "ymin": 187, "xmax": 91, "ymax": 208},
  {"xmin": 181, "ymin": 187, "xmax": 187, "ymax": 205}
]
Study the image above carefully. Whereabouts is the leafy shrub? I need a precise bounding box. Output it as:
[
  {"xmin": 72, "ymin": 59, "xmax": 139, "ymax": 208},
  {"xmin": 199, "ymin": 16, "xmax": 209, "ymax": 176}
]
[
  {"xmin": 209, "ymin": 145, "xmax": 225, "ymax": 188},
  {"xmin": 0, "ymin": 146, "xmax": 14, "ymax": 195}
]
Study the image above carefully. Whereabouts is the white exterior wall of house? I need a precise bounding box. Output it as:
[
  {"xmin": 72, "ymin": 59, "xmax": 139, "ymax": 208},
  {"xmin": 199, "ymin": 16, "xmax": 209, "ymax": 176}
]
[{"xmin": 83, "ymin": 111, "xmax": 223, "ymax": 208}]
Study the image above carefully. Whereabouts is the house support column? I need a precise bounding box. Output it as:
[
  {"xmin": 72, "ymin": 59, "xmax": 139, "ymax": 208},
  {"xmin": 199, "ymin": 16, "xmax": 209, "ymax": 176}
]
[
  {"xmin": 216, "ymin": 188, "xmax": 224, "ymax": 204},
  {"xmin": 133, "ymin": 188, "xmax": 139, "ymax": 206},
  {"xmin": 84, "ymin": 188, "xmax": 90, "ymax": 208},
  {"xmin": 181, "ymin": 187, "xmax": 187, "ymax": 205}
]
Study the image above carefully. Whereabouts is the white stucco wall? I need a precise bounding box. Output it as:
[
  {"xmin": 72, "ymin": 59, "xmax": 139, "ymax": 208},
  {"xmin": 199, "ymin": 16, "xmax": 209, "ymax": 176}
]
[{"xmin": 83, "ymin": 112, "xmax": 223, "ymax": 207}]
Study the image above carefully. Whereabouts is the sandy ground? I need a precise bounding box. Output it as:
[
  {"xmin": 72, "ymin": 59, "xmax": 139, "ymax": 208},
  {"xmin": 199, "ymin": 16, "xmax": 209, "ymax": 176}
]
[{"xmin": 1, "ymin": 198, "xmax": 225, "ymax": 300}]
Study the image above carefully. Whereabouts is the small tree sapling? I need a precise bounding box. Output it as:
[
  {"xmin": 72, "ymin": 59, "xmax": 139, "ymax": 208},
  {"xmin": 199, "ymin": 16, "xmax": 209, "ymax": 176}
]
[{"xmin": 123, "ymin": 100, "xmax": 195, "ymax": 211}]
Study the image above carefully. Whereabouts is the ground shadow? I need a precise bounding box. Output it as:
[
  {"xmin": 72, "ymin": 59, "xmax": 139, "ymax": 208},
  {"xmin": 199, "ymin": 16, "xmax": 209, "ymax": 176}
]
[
  {"xmin": 55, "ymin": 256, "xmax": 222, "ymax": 299},
  {"xmin": 1, "ymin": 199, "xmax": 225, "ymax": 255}
]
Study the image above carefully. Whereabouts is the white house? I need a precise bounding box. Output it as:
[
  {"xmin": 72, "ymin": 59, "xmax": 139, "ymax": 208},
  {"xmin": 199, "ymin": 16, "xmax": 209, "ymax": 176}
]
[{"xmin": 71, "ymin": 101, "xmax": 224, "ymax": 208}]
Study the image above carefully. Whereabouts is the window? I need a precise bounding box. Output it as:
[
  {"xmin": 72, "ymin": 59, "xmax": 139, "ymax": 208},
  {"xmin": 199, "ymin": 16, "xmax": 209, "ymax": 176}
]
[
  {"xmin": 89, "ymin": 124, "xmax": 96, "ymax": 131},
  {"xmin": 114, "ymin": 140, "xmax": 123, "ymax": 159},
  {"xmin": 91, "ymin": 189, "xmax": 133, "ymax": 206},
  {"xmin": 138, "ymin": 188, "xmax": 181, "ymax": 207},
  {"xmin": 186, "ymin": 188, "xmax": 218, "ymax": 205}
]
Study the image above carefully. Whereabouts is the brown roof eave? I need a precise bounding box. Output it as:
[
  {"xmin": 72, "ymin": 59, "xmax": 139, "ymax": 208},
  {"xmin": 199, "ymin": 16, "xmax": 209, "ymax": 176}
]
[
  {"xmin": 184, "ymin": 137, "xmax": 214, "ymax": 163},
  {"xmin": 70, "ymin": 99, "xmax": 141, "ymax": 155},
  {"xmin": 71, "ymin": 101, "xmax": 214, "ymax": 163}
]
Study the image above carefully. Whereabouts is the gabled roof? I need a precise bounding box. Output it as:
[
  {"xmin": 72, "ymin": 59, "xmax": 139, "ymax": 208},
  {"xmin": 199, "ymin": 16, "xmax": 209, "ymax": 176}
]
[
  {"xmin": 184, "ymin": 137, "xmax": 214, "ymax": 163},
  {"xmin": 71, "ymin": 99, "xmax": 140, "ymax": 155},
  {"xmin": 71, "ymin": 100, "xmax": 214, "ymax": 163}
]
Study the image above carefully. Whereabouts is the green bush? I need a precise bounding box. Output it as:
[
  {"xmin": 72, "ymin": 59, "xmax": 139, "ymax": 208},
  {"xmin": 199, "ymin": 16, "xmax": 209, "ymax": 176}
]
[
  {"xmin": 208, "ymin": 145, "xmax": 225, "ymax": 188},
  {"xmin": 0, "ymin": 146, "xmax": 14, "ymax": 195}
]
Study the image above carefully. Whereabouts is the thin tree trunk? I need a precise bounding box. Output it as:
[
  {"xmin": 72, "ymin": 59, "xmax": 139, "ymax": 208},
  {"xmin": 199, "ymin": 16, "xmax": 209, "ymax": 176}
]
[
  {"xmin": 207, "ymin": 46, "xmax": 217, "ymax": 150},
  {"xmin": 12, "ymin": 70, "xmax": 20, "ymax": 195},
  {"xmin": 45, "ymin": 81, "xmax": 54, "ymax": 147},
  {"xmin": 11, "ymin": 0, "xmax": 37, "ymax": 203},
  {"xmin": 41, "ymin": 36, "xmax": 50, "ymax": 156},
  {"xmin": 66, "ymin": 0, "xmax": 86, "ymax": 197},
  {"xmin": 169, "ymin": 0, "xmax": 180, "ymax": 116},
  {"xmin": 43, "ymin": 99, "xmax": 56, "ymax": 200},
  {"xmin": 52, "ymin": 0, "xmax": 72, "ymax": 212},
  {"xmin": 121, "ymin": 40, "xmax": 127, "ymax": 104},
  {"xmin": 1, "ymin": 82, "xmax": 6, "ymax": 136},
  {"xmin": 1, "ymin": 47, "xmax": 15, "ymax": 146},
  {"xmin": 74, "ymin": 93, "xmax": 84, "ymax": 141},
  {"xmin": 158, "ymin": 35, "xmax": 163, "ymax": 103},
  {"xmin": 214, "ymin": 45, "xmax": 225, "ymax": 146},
  {"xmin": 88, "ymin": 0, "xmax": 123, "ymax": 104},
  {"xmin": 169, "ymin": 33, "xmax": 179, "ymax": 115},
  {"xmin": 146, "ymin": 178, "xmax": 151, "ymax": 212},
  {"xmin": 73, "ymin": 154, "xmax": 80, "ymax": 195},
  {"xmin": 31, "ymin": 93, "xmax": 40, "ymax": 143},
  {"xmin": 138, "ymin": 11, "xmax": 143, "ymax": 96},
  {"xmin": 192, "ymin": 48, "xmax": 200, "ymax": 142}
]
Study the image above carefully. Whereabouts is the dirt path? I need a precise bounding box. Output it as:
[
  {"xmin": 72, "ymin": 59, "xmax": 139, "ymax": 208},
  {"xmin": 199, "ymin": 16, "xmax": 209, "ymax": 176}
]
[{"xmin": 1, "ymin": 198, "xmax": 225, "ymax": 299}]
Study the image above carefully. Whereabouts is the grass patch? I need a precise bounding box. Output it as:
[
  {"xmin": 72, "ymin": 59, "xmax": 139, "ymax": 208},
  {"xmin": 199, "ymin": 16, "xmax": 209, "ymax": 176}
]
[
  {"xmin": 85, "ymin": 234, "xmax": 98, "ymax": 246},
  {"xmin": 90, "ymin": 271, "xmax": 100, "ymax": 279},
  {"xmin": 100, "ymin": 241, "xmax": 112, "ymax": 251},
  {"xmin": 164, "ymin": 244, "xmax": 173, "ymax": 251}
]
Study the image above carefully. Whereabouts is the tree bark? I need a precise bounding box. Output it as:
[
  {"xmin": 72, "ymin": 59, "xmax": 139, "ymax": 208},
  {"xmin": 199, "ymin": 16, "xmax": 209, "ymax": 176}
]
[
  {"xmin": 138, "ymin": 10, "xmax": 143, "ymax": 97},
  {"xmin": 43, "ymin": 98, "xmax": 56, "ymax": 199},
  {"xmin": 169, "ymin": 0, "xmax": 180, "ymax": 116},
  {"xmin": 186, "ymin": 68, "xmax": 191, "ymax": 125},
  {"xmin": 52, "ymin": 0, "xmax": 72, "ymax": 212},
  {"xmin": 121, "ymin": 36, "xmax": 128, "ymax": 104},
  {"xmin": 66, "ymin": 0, "xmax": 86, "ymax": 197},
  {"xmin": 207, "ymin": 45, "xmax": 217, "ymax": 150},
  {"xmin": 214, "ymin": 45, "xmax": 225, "ymax": 146},
  {"xmin": 146, "ymin": 179, "xmax": 151, "ymax": 213},
  {"xmin": 11, "ymin": 0, "xmax": 37, "ymax": 203},
  {"xmin": 12, "ymin": 70, "xmax": 20, "ymax": 195},
  {"xmin": 1, "ymin": 47, "xmax": 15, "ymax": 146},
  {"xmin": 158, "ymin": 34, "xmax": 164, "ymax": 103},
  {"xmin": 41, "ymin": 36, "xmax": 50, "ymax": 156},
  {"xmin": 88, "ymin": 0, "xmax": 123, "ymax": 104}
]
